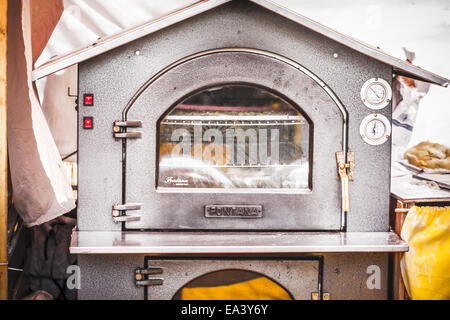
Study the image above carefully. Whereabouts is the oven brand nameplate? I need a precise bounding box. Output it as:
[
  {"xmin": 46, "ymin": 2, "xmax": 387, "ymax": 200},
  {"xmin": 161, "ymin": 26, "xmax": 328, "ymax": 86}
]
[{"xmin": 205, "ymin": 205, "xmax": 263, "ymax": 218}]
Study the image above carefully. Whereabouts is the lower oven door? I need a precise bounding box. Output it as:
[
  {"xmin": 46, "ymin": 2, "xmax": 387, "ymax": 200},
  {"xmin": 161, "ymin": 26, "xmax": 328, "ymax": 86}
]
[
  {"xmin": 122, "ymin": 49, "xmax": 346, "ymax": 231},
  {"xmin": 143, "ymin": 257, "xmax": 321, "ymax": 300}
]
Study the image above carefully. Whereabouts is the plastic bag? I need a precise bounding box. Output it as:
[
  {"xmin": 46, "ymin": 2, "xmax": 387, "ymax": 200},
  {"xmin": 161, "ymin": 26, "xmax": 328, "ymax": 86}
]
[
  {"xmin": 181, "ymin": 277, "xmax": 292, "ymax": 300},
  {"xmin": 391, "ymin": 48, "xmax": 430, "ymax": 163},
  {"xmin": 400, "ymin": 206, "xmax": 450, "ymax": 300}
]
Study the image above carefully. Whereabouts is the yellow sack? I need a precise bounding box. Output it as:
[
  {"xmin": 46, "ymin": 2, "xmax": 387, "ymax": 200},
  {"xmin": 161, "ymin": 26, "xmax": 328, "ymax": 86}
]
[
  {"xmin": 400, "ymin": 206, "xmax": 450, "ymax": 300},
  {"xmin": 181, "ymin": 277, "xmax": 292, "ymax": 300}
]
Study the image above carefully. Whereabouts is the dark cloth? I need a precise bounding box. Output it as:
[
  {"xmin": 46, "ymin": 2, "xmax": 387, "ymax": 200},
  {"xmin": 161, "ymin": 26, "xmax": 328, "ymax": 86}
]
[{"xmin": 25, "ymin": 214, "xmax": 77, "ymax": 300}]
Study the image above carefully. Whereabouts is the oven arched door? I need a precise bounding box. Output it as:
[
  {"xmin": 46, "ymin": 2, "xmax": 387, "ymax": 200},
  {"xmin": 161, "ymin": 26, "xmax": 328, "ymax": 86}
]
[
  {"xmin": 122, "ymin": 49, "xmax": 346, "ymax": 231},
  {"xmin": 143, "ymin": 258, "xmax": 320, "ymax": 300}
]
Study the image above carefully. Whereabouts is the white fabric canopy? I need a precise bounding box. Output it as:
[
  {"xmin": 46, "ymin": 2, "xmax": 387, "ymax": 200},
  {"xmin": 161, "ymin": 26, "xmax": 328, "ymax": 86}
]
[{"xmin": 8, "ymin": 0, "xmax": 75, "ymax": 226}]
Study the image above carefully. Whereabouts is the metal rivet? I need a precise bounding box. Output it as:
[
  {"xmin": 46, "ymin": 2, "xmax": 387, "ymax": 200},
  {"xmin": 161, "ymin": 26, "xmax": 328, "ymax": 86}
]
[
  {"xmin": 135, "ymin": 50, "xmax": 141, "ymax": 56},
  {"xmin": 135, "ymin": 274, "xmax": 143, "ymax": 281},
  {"xmin": 333, "ymin": 53, "xmax": 339, "ymax": 58}
]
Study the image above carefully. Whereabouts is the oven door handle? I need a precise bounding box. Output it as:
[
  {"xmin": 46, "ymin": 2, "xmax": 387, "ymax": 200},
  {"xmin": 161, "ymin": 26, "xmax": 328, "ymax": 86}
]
[
  {"xmin": 336, "ymin": 152, "xmax": 354, "ymax": 213},
  {"xmin": 340, "ymin": 174, "xmax": 350, "ymax": 213}
]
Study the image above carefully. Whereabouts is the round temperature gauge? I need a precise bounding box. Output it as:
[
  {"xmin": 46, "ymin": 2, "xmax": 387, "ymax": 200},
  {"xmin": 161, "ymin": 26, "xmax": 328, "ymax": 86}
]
[
  {"xmin": 360, "ymin": 114, "xmax": 391, "ymax": 145},
  {"xmin": 360, "ymin": 78, "xmax": 392, "ymax": 110}
]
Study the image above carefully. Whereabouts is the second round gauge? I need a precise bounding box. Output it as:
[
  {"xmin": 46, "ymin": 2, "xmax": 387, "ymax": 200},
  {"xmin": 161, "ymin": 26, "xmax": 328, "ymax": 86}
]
[{"xmin": 360, "ymin": 114, "xmax": 391, "ymax": 146}]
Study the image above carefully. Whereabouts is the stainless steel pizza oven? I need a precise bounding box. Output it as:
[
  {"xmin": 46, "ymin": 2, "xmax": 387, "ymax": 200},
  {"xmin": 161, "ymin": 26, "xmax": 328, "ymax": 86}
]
[{"xmin": 40, "ymin": 0, "xmax": 446, "ymax": 300}]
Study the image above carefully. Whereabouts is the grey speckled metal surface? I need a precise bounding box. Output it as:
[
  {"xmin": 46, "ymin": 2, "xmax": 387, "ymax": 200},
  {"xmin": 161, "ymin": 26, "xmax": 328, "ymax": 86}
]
[
  {"xmin": 321, "ymin": 252, "xmax": 389, "ymax": 300},
  {"xmin": 77, "ymin": 254, "xmax": 144, "ymax": 300},
  {"xmin": 77, "ymin": 253, "xmax": 389, "ymax": 300},
  {"xmin": 78, "ymin": 1, "xmax": 392, "ymax": 232},
  {"xmin": 70, "ymin": 231, "xmax": 408, "ymax": 254},
  {"xmin": 125, "ymin": 51, "xmax": 343, "ymax": 231}
]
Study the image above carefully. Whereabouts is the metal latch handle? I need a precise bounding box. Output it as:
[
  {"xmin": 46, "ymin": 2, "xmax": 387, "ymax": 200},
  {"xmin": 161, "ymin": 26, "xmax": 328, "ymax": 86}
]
[
  {"xmin": 336, "ymin": 152, "xmax": 354, "ymax": 213},
  {"xmin": 113, "ymin": 120, "xmax": 142, "ymax": 139},
  {"xmin": 136, "ymin": 267, "xmax": 164, "ymax": 276},
  {"xmin": 113, "ymin": 203, "xmax": 141, "ymax": 211},
  {"xmin": 112, "ymin": 203, "xmax": 142, "ymax": 223},
  {"xmin": 114, "ymin": 120, "xmax": 142, "ymax": 127},
  {"xmin": 135, "ymin": 267, "xmax": 164, "ymax": 287},
  {"xmin": 136, "ymin": 278, "xmax": 164, "ymax": 287},
  {"xmin": 112, "ymin": 215, "xmax": 141, "ymax": 223},
  {"xmin": 340, "ymin": 174, "xmax": 349, "ymax": 213},
  {"xmin": 114, "ymin": 132, "xmax": 142, "ymax": 139}
]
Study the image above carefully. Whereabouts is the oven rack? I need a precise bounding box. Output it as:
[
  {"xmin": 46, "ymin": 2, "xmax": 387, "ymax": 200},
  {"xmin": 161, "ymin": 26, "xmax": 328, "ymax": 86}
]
[{"xmin": 161, "ymin": 115, "xmax": 306, "ymax": 126}]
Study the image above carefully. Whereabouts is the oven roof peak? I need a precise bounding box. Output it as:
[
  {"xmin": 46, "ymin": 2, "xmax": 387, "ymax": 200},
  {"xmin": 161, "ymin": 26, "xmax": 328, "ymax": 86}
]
[{"xmin": 32, "ymin": 0, "xmax": 449, "ymax": 87}]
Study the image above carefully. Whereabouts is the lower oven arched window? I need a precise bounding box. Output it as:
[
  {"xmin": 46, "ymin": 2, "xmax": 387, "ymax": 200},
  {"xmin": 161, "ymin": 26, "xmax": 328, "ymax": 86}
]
[
  {"xmin": 158, "ymin": 84, "xmax": 311, "ymax": 190},
  {"xmin": 172, "ymin": 269, "xmax": 293, "ymax": 300}
]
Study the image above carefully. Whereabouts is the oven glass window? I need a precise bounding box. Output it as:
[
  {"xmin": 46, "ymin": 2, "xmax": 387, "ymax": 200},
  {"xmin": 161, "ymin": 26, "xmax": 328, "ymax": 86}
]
[
  {"xmin": 158, "ymin": 85, "xmax": 310, "ymax": 190},
  {"xmin": 172, "ymin": 270, "xmax": 293, "ymax": 300}
]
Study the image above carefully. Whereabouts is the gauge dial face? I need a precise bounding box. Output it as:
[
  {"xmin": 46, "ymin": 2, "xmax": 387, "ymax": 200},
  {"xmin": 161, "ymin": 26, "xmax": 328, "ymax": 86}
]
[
  {"xmin": 366, "ymin": 83, "xmax": 386, "ymax": 104},
  {"xmin": 365, "ymin": 119, "xmax": 386, "ymax": 141},
  {"xmin": 361, "ymin": 78, "xmax": 392, "ymax": 110},
  {"xmin": 360, "ymin": 114, "xmax": 391, "ymax": 145}
]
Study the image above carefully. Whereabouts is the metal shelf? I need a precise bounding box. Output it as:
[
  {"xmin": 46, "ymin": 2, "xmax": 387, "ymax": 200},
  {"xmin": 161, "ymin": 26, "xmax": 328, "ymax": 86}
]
[{"xmin": 70, "ymin": 230, "xmax": 408, "ymax": 255}]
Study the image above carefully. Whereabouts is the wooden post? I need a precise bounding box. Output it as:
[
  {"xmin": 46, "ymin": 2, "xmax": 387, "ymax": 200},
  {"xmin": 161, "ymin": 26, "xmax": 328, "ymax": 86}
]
[
  {"xmin": 0, "ymin": 0, "xmax": 8, "ymax": 301},
  {"xmin": 393, "ymin": 200, "xmax": 411, "ymax": 300}
]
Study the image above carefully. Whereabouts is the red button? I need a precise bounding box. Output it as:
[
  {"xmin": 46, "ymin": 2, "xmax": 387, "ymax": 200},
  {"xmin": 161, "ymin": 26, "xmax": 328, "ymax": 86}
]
[
  {"xmin": 83, "ymin": 117, "xmax": 93, "ymax": 129},
  {"xmin": 84, "ymin": 94, "xmax": 94, "ymax": 106}
]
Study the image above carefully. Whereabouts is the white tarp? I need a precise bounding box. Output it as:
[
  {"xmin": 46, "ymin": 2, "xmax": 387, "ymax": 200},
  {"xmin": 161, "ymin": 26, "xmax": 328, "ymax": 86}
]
[{"xmin": 8, "ymin": 0, "xmax": 75, "ymax": 227}]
